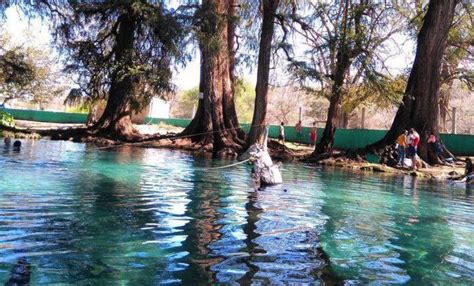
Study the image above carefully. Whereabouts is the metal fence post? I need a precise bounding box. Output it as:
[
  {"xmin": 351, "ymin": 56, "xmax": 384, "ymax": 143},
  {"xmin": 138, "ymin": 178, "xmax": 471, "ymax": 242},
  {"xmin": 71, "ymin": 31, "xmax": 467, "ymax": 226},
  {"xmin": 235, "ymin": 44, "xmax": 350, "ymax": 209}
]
[
  {"xmin": 361, "ymin": 107, "xmax": 366, "ymax": 129},
  {"xmin": 451, "ymin": 107, "xmax": 456, "ymax": 134}
]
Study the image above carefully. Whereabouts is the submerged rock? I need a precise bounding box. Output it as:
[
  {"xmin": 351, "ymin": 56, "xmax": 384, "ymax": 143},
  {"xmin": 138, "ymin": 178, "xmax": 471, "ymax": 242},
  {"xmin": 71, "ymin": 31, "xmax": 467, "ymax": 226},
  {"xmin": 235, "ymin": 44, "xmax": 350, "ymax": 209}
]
[{"xmin": 5, "ymin": 258, "xmax": 31, "ymax": 286}]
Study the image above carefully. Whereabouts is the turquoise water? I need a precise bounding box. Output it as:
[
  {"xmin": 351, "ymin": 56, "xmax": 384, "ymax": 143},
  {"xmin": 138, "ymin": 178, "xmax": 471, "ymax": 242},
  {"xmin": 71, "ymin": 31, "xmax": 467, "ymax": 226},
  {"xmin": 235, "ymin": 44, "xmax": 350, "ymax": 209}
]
[{"xmin": 0, "ymin": 139, "xmax": 473, "ymax": 285}]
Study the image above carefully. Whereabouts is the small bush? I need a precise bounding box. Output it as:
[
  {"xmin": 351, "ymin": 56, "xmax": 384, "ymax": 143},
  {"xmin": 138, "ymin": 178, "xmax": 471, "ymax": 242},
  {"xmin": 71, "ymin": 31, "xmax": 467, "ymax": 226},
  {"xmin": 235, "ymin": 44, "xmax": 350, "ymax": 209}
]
[{"xmin": 0, "ymin": 110, "xmax": 15, "ymax": 127}]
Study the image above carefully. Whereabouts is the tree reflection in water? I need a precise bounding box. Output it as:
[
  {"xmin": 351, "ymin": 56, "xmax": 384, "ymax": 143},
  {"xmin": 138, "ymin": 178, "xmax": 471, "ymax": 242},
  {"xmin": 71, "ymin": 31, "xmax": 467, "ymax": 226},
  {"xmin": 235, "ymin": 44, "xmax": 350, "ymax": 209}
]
[
  {"xmin": 177, "ymin": 163, "xmax": 225, "ymax": 284},
  {"xmin": 237, "ymin": 188, "xmax": 264, "ymax": 284}
]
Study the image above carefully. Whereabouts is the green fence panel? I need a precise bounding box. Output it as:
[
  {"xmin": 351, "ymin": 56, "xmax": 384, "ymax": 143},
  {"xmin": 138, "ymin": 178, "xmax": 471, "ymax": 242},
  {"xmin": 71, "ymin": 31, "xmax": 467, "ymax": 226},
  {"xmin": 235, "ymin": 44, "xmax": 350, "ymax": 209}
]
[
  {"xmin": 5, "ymin": 108, "xmax": 87, "ymax": 123},
  {"xmin": 147, "ymin": 117, "xmax": 474, "ymax": 155},
  {"xmin": 439, "ymin": 133, "xmax": 474, "ymax": 156},
  {"xmin": 333, "ymin": 129, "xmax": 387, "ymax": 149}
]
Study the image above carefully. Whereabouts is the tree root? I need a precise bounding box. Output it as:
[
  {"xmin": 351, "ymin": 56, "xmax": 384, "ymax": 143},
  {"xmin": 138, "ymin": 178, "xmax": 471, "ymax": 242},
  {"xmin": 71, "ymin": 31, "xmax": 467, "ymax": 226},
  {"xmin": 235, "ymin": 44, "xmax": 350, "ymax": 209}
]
[{"xmin": 301, "ymin": 152, "xmax": 345, "ymax": 164}]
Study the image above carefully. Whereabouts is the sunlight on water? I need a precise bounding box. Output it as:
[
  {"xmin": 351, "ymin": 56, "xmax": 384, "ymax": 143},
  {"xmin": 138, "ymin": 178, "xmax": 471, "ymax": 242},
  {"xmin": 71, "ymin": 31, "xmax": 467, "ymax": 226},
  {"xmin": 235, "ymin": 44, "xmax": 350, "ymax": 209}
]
[{"xmin": 0, "ymin": 139, "xmax": 473, "ymax": 285}]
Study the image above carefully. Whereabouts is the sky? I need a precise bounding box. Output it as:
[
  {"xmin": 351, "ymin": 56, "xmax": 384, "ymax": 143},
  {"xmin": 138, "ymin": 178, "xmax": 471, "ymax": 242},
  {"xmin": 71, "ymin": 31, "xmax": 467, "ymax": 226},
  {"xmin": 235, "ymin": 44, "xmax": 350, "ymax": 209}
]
[
  {"xmin": 3, "ymin": 6, "xmax": 51, "ymax": 48},
  {"xmin": 2, "ymin": 5, "xmax": 414, "ymax": 92}
]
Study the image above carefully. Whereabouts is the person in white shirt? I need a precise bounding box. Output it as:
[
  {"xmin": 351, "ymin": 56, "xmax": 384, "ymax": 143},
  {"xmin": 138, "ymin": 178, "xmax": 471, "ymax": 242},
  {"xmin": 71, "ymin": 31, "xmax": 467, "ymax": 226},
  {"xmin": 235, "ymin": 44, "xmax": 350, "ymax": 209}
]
[{"xmin": 278, "ymin": 122, "xmax": 285, "ymax": 145}]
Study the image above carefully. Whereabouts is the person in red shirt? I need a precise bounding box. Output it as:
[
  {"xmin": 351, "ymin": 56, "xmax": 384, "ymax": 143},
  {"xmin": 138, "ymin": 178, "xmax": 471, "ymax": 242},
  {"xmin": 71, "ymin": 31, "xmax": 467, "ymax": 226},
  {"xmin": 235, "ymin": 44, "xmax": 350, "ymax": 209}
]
[
  {"xmin": 407, "ymin": 128, "xmax": 421, "ymax": 170},
  {"xmin": 427, "ymin": 132, "xmax": 443, "ymax": 158},
  {"xmin": 412, "ymin": 131, "xmax": 420, "ymax": 147},
  {"xmin": 310, "ymin": 122, "xmax": 317, "ymax": 147},
  {"xmin": 407, "ymin": 128, "xmax": 420, "ymax": 158}
]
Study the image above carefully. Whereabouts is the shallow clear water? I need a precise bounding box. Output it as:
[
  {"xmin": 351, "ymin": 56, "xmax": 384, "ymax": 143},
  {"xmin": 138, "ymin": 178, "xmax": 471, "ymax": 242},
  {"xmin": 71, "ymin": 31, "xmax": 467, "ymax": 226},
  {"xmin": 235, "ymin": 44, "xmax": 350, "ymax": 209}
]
[{"xmin": 0, "ymin": 140, "xmax": 473, "ymax": 285}]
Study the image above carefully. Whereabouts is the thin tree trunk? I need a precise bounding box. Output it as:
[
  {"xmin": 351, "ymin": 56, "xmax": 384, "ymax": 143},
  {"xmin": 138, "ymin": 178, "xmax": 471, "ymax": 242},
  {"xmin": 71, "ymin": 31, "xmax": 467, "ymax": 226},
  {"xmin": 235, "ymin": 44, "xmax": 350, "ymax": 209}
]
[
  {"xmin": 94, "ymin": 12, "xmax": 139, "ymax": 141},
  {"xmin": 343, "ymin": 112, "xmax": 349, "ymax": 129},
  {"xmin": 439, "ymin": 88, "xmax": 450, "ymax": 133},
  {"xmin": 247, "ymin": 0, "xmax": 280, "ymax": 146},
  {"xmin": 370, "ymin": 0, "xmax": 458, "ymax": 164},
  {"xmin": 439, "ymin": 62, "xmax": 455, "ymax": 133},
  {"xmin": 225, "ymin": 0, "xmax": 246, "ymax": 144},
  {"xmin": 181, "ymin": 0, "xmax": 244, "ymax": 153},
  {"xmin": 336, "ymin": 111, "xmax": 350, "ymax": 129},
  {"xmin": 313, "ymin": 0, "xmax": 355, "ymax": 155},
  {"xmin": 315, "ymin": 51, "xmax": 351, "ymax": 155}
]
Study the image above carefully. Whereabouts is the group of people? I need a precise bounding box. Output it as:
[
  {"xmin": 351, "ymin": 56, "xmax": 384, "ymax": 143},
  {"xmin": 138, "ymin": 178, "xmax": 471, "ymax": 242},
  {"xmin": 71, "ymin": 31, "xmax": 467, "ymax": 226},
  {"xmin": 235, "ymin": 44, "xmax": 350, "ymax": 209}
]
[
  {"xmin": 278, "ymin": 121, "xmax": 318, "ymax": 146},
  {"xmin": 4, "ymin": 137, "xmax": 21, "ymax": 151},
  {"xmin": 395, "ymin": 128, "xmax": 473, "ymax": 180},
  {"xmin": 395, "ymin": 128, "xmax": 421, "ymax": 168}
]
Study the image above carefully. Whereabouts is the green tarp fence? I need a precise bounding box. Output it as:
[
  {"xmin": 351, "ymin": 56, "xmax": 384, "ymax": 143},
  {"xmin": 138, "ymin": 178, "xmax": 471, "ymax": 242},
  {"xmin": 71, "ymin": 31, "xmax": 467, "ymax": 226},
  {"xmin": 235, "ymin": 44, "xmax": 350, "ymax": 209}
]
[
  {"xmin": 3, "ymin": 108, "xmax": 473, "ymax": 155},
  {"xmin": 4, "ymin": 108, "xmax": 87, "ymax": 124},
  {"xmin": 145, "ymin": 117, "xmax": 474, "ymax": 155}
]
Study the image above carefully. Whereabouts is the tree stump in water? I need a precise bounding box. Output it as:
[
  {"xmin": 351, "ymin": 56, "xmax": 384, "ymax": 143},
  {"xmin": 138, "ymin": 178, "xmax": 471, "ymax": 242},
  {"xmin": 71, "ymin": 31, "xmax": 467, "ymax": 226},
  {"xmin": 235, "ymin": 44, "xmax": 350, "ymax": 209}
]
[
  {"xmin": 248, "ymin": 145, "xmax": 283, "ymax": 185},
  {"xmin": 240, "ymin": 127, "xmax": 282, "ymax": 185}
]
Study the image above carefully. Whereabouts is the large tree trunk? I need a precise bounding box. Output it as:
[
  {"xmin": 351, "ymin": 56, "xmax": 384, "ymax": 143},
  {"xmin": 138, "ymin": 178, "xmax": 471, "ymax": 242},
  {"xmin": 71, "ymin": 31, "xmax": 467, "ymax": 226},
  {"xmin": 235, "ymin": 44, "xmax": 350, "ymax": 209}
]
[
  {"xmin": 182, "ymin": 61, "xmax": 213, "ymax": 146},
  {"xmin": 370, "ymin": 0, "xmax": 458, "ymax": 164},
  {"xmin": 182, "ymin": 0, "xmax": 244, "ymax": 153},
  {"xmin": 94, "ymin": 12, "xmax": 139, "ymax": 141},
  {"xmin": 314, "ymin": 51, "xmax": 351, "ymax": 155},
  {"xmin": 225, "ymin": 1, "xmax": 247, "ymax": 143},
  {"xmin": 247, "ymin": 0, "xmax": 280, "ymax": 146}
]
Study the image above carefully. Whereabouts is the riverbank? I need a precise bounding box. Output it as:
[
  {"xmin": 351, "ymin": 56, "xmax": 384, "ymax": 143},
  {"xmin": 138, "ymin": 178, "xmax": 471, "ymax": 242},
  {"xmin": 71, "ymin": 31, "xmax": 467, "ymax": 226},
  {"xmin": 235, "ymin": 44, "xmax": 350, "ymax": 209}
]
[
  {"xmin": 1, "ymin": 121, "xmax": 469, "ymax": 182},
  {"xmin": 311, "ymin": 155, "xmax": 467, "ymax": 181}
]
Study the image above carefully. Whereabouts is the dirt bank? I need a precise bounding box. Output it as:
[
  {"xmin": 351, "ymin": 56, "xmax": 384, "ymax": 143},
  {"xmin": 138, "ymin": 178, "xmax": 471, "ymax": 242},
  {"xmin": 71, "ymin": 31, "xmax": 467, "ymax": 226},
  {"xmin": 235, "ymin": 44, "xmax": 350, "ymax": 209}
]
[{"xmin": 306, "ymin": 155, "xmax": 468, "ymax": 182}]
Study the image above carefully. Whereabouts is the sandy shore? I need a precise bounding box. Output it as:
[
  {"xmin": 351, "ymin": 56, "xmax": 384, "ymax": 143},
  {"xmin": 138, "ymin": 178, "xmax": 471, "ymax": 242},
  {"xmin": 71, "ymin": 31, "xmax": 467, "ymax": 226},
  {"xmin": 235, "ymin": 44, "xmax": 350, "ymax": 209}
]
[
  {"xmin": 14, "ymin": 120, "xmax": 183, "ymax": 135},
  {"xmin": 14, "ymin": 120, "xmax": 84, "ymax": 129}
]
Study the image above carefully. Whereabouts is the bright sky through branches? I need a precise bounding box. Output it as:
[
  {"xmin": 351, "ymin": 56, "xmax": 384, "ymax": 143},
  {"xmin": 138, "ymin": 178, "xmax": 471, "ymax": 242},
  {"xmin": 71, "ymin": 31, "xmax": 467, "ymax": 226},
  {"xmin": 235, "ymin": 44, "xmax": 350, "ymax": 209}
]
[{"xmin": 2, "ymin": 4, "xmax": 415, "ymax": 92}]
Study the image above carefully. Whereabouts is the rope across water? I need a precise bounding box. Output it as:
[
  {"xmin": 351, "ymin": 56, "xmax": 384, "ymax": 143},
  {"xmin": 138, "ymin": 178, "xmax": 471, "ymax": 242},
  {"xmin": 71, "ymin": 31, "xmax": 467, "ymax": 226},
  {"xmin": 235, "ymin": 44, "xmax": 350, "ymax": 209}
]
[
  {"xmin": 86, "ymin": 124, "xmax": 268, "ymax": 171},
  {"xmin": 194, "ymin": 158, "xmax": 251, "ymax": 171}
]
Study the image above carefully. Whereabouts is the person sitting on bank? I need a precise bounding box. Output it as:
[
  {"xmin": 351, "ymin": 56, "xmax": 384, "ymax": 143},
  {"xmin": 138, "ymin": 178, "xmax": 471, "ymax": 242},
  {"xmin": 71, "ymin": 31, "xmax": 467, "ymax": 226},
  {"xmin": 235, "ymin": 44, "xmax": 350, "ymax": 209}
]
[
  {"xmin": 427, "ymin": 132, "xmax": 444, "ymax": 160},
  {"xmin": 295, "ymin": 120, "xmax": 303, "ymax": 145},
  {"xmin": 310, "ymin": 122, "xmax": 317, "ymax": 147},
  {"xmin": 396, "ymin": 130, "xmax": 408, "ymax": 167},
  {"xmin": 278, "ymin": 122, "xmax": 285, "ymax": 145}
]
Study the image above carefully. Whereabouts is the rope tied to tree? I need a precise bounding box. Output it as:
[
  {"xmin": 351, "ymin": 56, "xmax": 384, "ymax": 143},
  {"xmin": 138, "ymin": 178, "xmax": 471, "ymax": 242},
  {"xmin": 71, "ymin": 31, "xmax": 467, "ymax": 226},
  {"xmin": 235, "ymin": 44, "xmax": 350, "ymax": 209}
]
[{"xmin": 194, "ymin": 158, "xmax": 251, "ymax": 171}]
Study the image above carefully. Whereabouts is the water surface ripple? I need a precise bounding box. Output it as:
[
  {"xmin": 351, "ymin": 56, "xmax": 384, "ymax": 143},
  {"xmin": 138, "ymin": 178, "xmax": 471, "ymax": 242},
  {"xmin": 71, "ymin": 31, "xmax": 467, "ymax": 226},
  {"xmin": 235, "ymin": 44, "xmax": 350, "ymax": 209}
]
[{"xmin": 0, "ymin": 140, "xmax": 473, "ymax": 285}]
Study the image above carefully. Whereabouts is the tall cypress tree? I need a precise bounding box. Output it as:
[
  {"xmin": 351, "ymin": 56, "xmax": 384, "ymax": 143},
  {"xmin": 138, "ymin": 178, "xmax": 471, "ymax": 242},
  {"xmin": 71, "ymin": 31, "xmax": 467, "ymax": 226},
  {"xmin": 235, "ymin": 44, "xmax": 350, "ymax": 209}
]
[
  {"xmin": 371, "ymin": 0, "xmax": 459, "ymax": 164},
  {"xmin": 182, "ymin": 0, "xmax": 245, "ymax": 154},
  {"xmin": 2, "ymin": 1, "xmax": 187, "ymax": 141}
]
